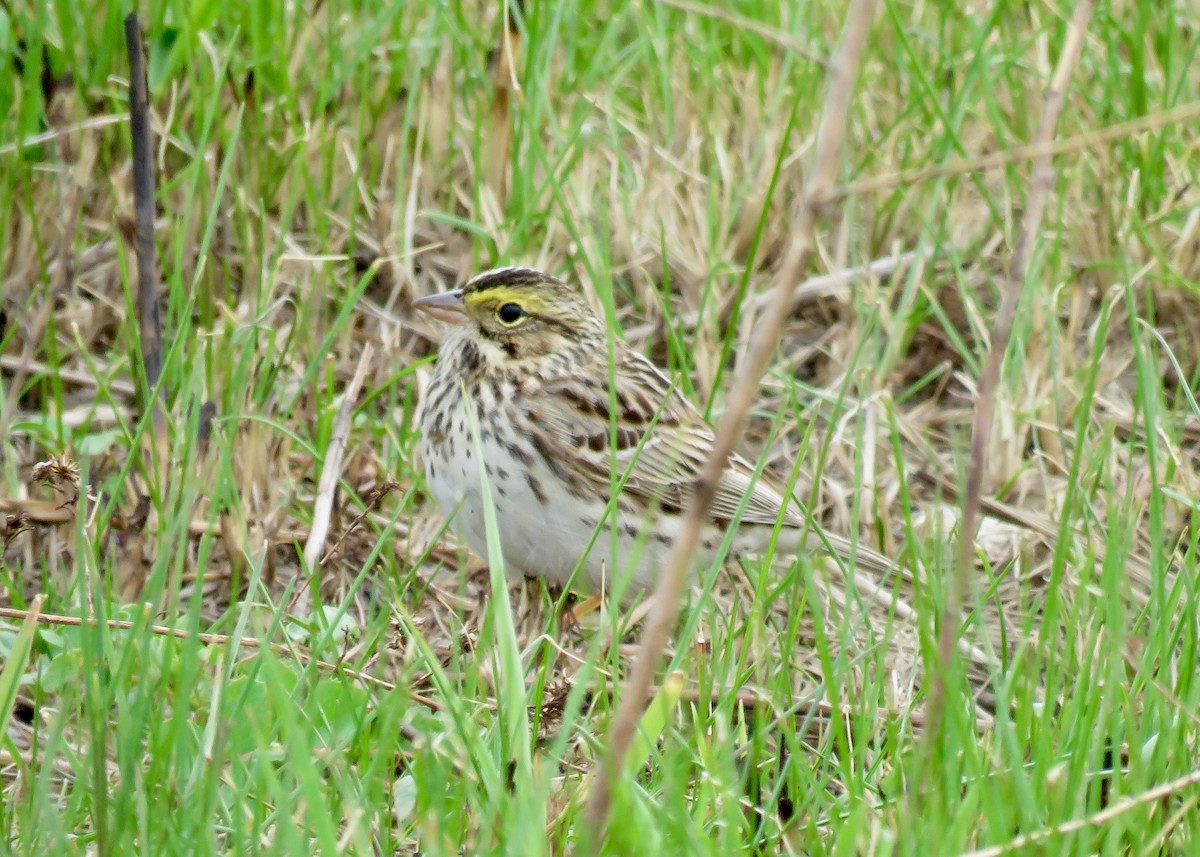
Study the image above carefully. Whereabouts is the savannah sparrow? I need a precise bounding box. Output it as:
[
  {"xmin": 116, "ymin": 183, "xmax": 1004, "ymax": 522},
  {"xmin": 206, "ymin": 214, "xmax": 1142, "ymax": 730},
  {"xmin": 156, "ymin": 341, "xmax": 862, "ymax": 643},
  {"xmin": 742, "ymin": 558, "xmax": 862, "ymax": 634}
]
[{"xmin": 414, "ymin": 266, "xmax": 895, "ymax": 595}]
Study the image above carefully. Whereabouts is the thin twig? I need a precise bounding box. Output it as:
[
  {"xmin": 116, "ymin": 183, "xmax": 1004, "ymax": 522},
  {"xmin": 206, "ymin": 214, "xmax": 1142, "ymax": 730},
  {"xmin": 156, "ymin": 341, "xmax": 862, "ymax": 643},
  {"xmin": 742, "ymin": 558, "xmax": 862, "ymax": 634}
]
[
  {"xmin": 0, "ymin": 605, "xmax": 443, "ymax": 707},
  {"xmin": 0, "ymin": 114, "xmax": 128, "ymax": 158},
  {"xmin": 959, "ymin": 767, "xmax": 1200, "ymax": 857},
  {"xmin": 0, "ymin": 497, "xmax": 313, "ymax": 547},
  {"xmin": 122, "ymin": 13, "xmax": 164, "ymax": 422},
  {"xmin": 299, "ymin": 344, "xmax": 375, "ymax": 605},
  {"xmin": 582, "ymin": 0, "xmax": 879, "ymax": 837},
  {"xmin": 924, "ymin": 0, "xmax": 1094, "ymax": 794},
  {"xmin": 831, "ymin": 99, "xmax": 1200, "ymax": 202},
  {"xmin": 319, "ymin": 480, "xmax": 401, "ymax": 566},
  {"xmin": 0, "ymin": 354, "xmax": 138, "ymax": 397},
  {"xmin": 623, "ymin": 249, "xmax": 929, "ymax": 343}
]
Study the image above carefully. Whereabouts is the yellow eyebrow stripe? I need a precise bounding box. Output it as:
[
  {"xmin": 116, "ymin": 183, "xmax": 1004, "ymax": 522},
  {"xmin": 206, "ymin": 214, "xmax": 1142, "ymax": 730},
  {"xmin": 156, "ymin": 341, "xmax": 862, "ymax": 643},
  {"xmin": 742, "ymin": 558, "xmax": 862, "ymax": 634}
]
[{"xmin": 464, "ymin": 286, "xmax": 555, "ymax": 315}]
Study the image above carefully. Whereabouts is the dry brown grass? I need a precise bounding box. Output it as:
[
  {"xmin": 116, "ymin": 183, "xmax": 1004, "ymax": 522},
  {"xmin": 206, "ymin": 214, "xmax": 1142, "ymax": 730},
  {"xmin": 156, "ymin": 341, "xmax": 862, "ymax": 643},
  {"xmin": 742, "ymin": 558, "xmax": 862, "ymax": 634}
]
[{"xmin": 2, "ymin": 4, "xmax": 1199, "ymax": 847}]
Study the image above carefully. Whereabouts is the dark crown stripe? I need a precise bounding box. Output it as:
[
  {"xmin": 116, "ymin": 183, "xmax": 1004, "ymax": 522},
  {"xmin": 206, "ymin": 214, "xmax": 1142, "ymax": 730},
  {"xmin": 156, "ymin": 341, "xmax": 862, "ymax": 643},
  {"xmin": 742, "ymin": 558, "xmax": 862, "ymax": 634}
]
[{"xmin": 465, "ymin": 266, "xmax": 564, "ymax": 293}]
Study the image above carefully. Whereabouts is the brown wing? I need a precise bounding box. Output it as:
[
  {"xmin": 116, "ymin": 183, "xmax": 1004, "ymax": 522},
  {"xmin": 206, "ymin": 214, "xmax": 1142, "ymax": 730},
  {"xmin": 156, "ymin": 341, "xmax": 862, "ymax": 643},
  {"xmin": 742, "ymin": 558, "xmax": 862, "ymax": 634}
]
[{"xmin": 525, "ymin": 347, "xmax": 801, "ymax": 528}]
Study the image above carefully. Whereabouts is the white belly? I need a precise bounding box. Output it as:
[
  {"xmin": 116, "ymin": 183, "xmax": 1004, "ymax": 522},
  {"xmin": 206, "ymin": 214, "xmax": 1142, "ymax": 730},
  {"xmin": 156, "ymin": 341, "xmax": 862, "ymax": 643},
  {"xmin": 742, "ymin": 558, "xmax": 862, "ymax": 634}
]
[{"xmin": 418, "ymin": 397, "xmax": 685, "ymax": 594}]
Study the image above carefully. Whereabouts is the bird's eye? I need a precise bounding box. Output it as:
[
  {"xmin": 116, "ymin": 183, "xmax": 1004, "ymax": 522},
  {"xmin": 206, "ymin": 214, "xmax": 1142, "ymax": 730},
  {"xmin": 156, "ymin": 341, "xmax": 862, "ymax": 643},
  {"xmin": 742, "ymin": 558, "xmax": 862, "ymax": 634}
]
[{"xmin": 497, "ymin": 303, "xmax": 525, "ymax": 325}]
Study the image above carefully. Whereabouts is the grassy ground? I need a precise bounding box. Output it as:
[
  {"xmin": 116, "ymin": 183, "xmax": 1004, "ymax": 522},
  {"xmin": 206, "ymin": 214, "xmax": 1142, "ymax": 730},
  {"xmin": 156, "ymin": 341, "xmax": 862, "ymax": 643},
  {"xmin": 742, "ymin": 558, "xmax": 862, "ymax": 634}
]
[{"xmin": 2, "ymin": 0, "xmax": 1199, "ymax": 854}]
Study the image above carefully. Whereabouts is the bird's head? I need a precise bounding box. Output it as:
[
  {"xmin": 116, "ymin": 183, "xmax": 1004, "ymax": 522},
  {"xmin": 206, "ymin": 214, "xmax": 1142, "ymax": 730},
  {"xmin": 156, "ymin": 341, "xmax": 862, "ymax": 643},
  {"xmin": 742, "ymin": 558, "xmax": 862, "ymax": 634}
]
[{"xmin": 414, "ymin": 267, "xmax": 605, "ymax": 366}]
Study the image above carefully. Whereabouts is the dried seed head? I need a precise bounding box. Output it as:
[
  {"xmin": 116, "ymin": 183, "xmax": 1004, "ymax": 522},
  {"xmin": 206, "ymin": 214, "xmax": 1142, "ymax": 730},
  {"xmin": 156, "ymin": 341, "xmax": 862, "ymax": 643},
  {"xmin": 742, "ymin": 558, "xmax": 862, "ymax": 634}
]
[
  {"xmin": 3, "ymin": 511, "xmax": 32, "ymax": 546},
  {"xmin": 31, "ymin": 453, "xmax": 80, "ymax": 494}
]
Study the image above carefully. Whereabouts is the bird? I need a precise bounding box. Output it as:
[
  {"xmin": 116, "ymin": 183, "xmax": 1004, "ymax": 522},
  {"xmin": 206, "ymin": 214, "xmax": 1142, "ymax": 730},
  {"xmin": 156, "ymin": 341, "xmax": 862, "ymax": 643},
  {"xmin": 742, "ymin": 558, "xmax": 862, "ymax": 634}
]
[{"xmin": 413, "ymin": 266, "xmax": 897, "ymax": 597}]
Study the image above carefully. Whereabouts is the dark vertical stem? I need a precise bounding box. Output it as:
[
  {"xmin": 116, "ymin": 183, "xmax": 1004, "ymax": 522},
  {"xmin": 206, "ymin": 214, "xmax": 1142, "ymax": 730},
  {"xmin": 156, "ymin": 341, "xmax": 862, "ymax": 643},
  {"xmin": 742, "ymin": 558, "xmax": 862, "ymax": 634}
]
[{"xmin": 123, "ymin": 12, "xmax": 164, "ymax": 416}]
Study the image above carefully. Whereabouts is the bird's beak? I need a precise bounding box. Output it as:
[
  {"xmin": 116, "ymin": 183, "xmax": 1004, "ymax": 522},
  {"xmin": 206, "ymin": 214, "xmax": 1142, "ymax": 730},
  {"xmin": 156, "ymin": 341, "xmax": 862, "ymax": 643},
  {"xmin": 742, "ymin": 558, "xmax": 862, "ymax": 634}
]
[{"xmin": 412, "ymin": 289, "xmax": 467, "ymax": 323}]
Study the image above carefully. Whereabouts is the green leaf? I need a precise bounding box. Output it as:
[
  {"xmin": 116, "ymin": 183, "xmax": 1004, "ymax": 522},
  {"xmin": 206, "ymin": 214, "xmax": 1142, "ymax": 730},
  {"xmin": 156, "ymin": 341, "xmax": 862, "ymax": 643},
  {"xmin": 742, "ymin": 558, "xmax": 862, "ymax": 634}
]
[
  {"xmin": 190, "ymin": 0, "xmax": 220, "ymax": 30},
  {"xmin": 0, "ymin": 630, "xmax": 16, "ymax": 658},
  {"xmin": 147, "ymin": 27, "xmax": 181, "ymax": 93},
  {"xmin": 623, "ymin": 670, "xmax": 684, "ymax": 777},
  {"xmin": 0, "ymin": 10, "xmax": 12, "ymax": 55},
  {"xmin": 76, "ymin": 427, "xmax": 125, "ymax": 456},
  {"xmin": 0, "ymin": 597, "xmax": 44, "ymax": 734},
  {"xmin": 392, "ymin": 774, "xmax": 418, "ymax": 825},
  {"xmin": 310, "ymin": 679, "xmax": 370, "ymax": 747},
  {"xmin": 40, "ymin": 649, "xmax": 84, "ymax": 693}
]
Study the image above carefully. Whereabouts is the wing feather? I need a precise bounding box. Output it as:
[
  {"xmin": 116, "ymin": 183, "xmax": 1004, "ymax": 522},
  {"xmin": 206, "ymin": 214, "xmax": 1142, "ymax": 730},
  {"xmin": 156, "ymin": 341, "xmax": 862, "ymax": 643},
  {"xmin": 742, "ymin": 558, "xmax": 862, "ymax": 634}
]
[{"xmin": 524, "ymin": 349, "xmax": 801, "ymax": 528}]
